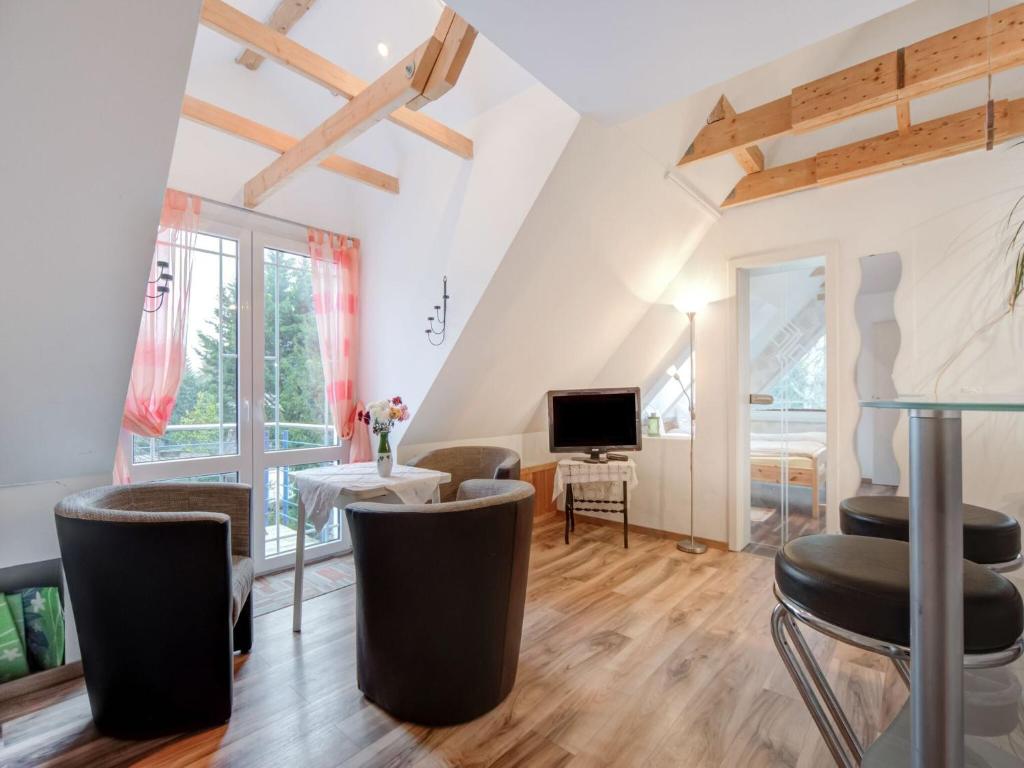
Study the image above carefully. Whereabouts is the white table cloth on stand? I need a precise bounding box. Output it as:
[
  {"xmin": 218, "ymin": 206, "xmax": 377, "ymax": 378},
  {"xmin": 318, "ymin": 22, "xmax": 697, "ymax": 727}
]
[
  {"xmin": 553, "ymin": 458, "xmax": 639, "ymax": 547},
  {"xmin": 289, "ymin": 462, "xmax": 451, "ymax": 632}
]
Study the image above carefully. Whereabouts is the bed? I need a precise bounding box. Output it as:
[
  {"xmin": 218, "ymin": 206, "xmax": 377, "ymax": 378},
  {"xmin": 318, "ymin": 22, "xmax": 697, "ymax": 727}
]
[{"xmin": 750, "ymin": 431, "xmax": 826, "ymax": 518}]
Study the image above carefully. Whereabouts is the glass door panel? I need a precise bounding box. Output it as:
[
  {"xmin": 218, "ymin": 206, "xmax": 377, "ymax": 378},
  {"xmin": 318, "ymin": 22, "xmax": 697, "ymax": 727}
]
[
  {"xmin": 128, "ymin": 223, "xmax": 253, "ymax": 489},
  {"xmin": 748, "ymin": 258, "xmax": 827, "ymax": 550},
  {"xmin": 253, "ymin": 234, "xmax": 347, "ymax": 571}
]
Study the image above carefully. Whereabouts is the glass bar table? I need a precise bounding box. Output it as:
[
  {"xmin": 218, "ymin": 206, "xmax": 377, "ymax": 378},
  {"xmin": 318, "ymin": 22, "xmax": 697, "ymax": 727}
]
[{"xmin": 860, "ymin": 395, "xmax": 1024, "ymax": 768}]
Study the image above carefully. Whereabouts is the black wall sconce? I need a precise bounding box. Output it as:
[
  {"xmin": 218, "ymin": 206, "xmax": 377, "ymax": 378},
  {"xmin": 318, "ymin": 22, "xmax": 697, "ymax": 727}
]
[
  {"xmin": 143, "ymin": 260, "xmax": 173, "ymax": 313},
  {"xmin": 425, "ymin": 276, "xmax": 450, "ymax": 346}
]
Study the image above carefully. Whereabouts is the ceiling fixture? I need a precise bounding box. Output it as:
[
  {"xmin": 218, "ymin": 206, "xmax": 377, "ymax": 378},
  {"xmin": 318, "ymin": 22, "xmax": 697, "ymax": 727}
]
[{"xmin": 376, "ymin": 41, "xmax": 389, "ymax": 58}]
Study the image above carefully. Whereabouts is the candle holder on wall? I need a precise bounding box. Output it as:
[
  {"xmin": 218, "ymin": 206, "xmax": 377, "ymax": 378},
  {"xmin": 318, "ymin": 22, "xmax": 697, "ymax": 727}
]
[
  {"xmin": 425, "ymin": 276, "xmax": 450, "ymax": 346},
  {"xmin": 143, "ymin": 260, "xmax": 173, "ymax": 313}
]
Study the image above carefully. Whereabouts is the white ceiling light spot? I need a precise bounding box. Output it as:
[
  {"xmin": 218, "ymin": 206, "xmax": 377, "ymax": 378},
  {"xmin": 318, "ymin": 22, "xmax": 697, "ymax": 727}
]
[{"xmin": 376, "ymin": 41, "xmax": 389, "ymax": 58}]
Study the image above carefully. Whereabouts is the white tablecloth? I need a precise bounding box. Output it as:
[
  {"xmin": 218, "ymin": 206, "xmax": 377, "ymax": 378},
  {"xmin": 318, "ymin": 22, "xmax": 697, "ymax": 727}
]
[
  {"xmin": 291, "ymin": 462, "xmax": 447, "ymax": 532},
  {"xmin": 553, "ymin": 458, "xmax": 638, "ymax": 506}
]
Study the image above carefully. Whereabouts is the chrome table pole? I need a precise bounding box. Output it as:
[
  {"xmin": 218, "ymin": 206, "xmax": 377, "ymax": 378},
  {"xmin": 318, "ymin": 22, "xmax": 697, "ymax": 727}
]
[{"xmin": 908, "ymin": 409, "xmax": 964, "ymax": 767}]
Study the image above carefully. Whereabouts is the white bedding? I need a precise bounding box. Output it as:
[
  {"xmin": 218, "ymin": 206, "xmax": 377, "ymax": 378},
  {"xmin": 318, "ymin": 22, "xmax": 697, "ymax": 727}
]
[{"xmin": 750, "ymin": 431, "xmax": 827, "ymax": 462}]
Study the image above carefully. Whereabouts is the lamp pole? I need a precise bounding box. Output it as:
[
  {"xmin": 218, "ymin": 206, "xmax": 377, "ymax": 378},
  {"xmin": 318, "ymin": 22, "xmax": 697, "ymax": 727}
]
[{"xmin": 677, "ymin": 311, "xmax": 707, "ymax": 555}]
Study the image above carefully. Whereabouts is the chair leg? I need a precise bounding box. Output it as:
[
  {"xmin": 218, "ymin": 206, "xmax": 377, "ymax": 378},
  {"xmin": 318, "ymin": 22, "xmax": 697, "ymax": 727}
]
[
  {"xmin": 234, "ymin": 593, "xmax": 253, "ymax": 654},
  {"xmin": 783, "ymin": 610, "xmax": 864, "ymax": 763},
  {"xmin": 770, "ymin": 604, "xmax": 858, "ymax": 768},
  {"xmin": 892, "ymin": 658, "xmax": 911, "ymax": 689}
]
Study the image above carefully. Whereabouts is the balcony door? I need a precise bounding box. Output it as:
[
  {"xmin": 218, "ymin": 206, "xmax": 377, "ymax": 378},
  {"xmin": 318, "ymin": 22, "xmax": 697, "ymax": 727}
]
[{"xmin": 123, "ymin": 220, "xmax": 349, "ymax": 573}]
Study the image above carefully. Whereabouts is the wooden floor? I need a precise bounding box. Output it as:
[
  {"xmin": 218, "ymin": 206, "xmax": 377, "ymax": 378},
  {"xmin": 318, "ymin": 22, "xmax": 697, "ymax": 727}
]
[{"xmin": 0, "ymin": 515, "xmax": 935, "ymax": 767}]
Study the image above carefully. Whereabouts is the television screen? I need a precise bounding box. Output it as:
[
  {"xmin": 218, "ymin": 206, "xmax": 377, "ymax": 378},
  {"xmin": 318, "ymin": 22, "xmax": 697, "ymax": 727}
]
[{"xmin": 547, "ymin": 388, "xmax": 642, "ymax": 453}]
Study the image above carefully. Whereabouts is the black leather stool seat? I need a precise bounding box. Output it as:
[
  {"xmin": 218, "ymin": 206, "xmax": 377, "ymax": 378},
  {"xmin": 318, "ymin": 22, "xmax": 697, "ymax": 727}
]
[
  {"xmin": 775, "ymin": 535, "xmax": 1023, "ymax": 654},
  {"xmin": 840, "ymin": 495, "xmax": 1021, "ymax": 565}
]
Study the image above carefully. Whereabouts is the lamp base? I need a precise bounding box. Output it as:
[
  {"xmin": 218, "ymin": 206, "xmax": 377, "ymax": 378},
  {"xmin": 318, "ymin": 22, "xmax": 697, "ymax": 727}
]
[{"xmin": 677, "ymin": 539, "xmax": 708, "ymax": 555}]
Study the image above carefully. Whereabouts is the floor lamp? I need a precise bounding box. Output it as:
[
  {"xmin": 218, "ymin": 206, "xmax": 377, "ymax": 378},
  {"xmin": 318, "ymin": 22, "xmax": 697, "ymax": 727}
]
[{"xmin": 670, "ymin": 310, "xmax": 707, "ymax": 555}]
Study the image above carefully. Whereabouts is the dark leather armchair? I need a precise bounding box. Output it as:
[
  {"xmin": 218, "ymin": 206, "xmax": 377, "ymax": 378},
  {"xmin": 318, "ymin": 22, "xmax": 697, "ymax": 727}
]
[
  {"xmin": 405, "ymin": 446, "xmax": 520, "ymax": 502},
  {"xmin": 55, "ymin": 483, "xmax": 254, "ymax": 738},
  {"xmin": 345, "ymin": 479, "xmax": 534, "ymax": 726}
]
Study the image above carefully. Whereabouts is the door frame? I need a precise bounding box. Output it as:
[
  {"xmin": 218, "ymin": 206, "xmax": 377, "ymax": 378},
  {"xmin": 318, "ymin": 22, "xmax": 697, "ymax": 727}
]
[
  {"xmin": 251, "ymin": 230, "xmax": 351, "ymax": 573},
  {"xmin": 726, "ymin": 241, "xmax": 840, "ymax": 551}
]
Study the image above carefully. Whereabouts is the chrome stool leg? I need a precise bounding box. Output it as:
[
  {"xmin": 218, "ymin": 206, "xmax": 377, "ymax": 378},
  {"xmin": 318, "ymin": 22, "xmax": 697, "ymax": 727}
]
[
  {"xmin": 892, "ymin": 658, "xmax": 911, "ymax": 689},
  {"xmin": 771, "ymin": 604, "xmax": 858, "ymax": 768},
  {"xmin": 782, "ymin": 610, "xmax": 864, "ymax": 763}
]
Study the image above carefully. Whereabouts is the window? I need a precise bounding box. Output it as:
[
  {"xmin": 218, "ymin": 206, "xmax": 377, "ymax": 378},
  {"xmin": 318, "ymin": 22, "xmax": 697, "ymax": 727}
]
[
  {"xmin": 124, "ymin": 223, "xmax": 350, "ymax": 572},
  {"xmin": 132, "ymin": 233, "xmax": 238, "ymax": 463},
  {"xmin": 263, "ymin": 248, "xmax": 335, "ymax": 452},
  {"xmin": 643, "ymin": 353, "xmax": 693, "ymax": 434}
]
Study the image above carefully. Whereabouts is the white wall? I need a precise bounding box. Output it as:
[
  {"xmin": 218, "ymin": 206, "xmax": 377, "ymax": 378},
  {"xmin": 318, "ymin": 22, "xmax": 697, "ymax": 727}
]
[
  {"xmin": 402, "ymin": 117, "xmax": 717, "ymax": 447},
  {"xmin": 0, "ymin": 0, "xmax": 203, "ymax": 660},
  {"xmin": 0, "ymin": 1, "xmax": 202, "ymax": 483},
  {"xmin": 357, "ymin": 85, "xmax": 579, "ymax": 426}
]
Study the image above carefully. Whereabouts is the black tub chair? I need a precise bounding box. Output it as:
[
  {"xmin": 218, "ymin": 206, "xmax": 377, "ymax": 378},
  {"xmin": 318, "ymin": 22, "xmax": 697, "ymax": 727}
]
[
  {"xmin": 345, "ymin": 478, "xmax": 534, "ymax": 726},
  {"xmin": 55, "ymin": 483, "xmax": 254, "ymax": 738}
]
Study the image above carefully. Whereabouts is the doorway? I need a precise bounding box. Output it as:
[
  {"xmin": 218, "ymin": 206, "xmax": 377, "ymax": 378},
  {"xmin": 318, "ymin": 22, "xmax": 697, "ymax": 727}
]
[{"xmin": 742, "ymin": 256, "xmax": 829, "ymax": 553}]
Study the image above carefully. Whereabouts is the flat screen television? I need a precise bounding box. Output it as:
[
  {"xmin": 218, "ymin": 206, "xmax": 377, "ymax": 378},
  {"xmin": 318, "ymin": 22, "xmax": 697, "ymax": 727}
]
[{"xmin": 547, "ymin": 387, "xmax": 642, "ymax": 459}]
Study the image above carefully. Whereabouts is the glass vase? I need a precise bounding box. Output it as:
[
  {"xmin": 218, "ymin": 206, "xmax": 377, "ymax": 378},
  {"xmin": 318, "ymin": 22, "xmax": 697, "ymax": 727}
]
[{"xmin": 376, "ymin": 431, "xmax": 393, "ymax": 478}]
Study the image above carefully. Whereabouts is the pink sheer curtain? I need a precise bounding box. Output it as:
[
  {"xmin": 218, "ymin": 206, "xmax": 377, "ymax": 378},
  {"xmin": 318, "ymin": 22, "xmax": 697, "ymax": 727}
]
[
  {"xmin": 114, "ymin": 190, "xmax": 201, "ymax": 483},
  {"xmin": 308, "ymin": 229, "xmax": 362, "ymax": 460},
  {"xmin": 349, "ymin": 400, "xmax": 372, "ymax": 462}
]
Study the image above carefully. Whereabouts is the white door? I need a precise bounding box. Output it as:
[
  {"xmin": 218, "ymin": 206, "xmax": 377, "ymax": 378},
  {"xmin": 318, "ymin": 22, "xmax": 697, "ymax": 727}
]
[{"xmin": 251, "ymin": 232, "xmax": 349, "ymax": 573}]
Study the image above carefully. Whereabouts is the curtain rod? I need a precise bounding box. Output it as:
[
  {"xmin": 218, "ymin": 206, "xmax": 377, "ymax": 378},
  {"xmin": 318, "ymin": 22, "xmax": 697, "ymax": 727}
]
[{"xmin": 193, "ymin": 193, "xmax": 360, "ymax": 246}]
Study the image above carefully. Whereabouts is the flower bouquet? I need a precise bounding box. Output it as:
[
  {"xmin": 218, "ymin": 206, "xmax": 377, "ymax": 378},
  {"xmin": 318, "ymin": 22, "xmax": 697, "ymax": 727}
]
[{"xmin": 358, "ymin": 396, "xmax": 410, "ymax": 477}]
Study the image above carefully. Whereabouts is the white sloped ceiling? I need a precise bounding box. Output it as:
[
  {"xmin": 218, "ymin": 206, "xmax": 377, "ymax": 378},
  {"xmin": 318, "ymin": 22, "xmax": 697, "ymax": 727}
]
[{"xmin": 0, "ymin": 0, "xmax": 203, "ymax": 483}]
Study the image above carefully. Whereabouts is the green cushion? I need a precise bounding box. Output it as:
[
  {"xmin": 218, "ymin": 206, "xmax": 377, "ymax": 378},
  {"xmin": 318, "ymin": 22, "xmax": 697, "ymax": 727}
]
[
  {"xmin": 21, "ymin": 588, "xmax": 64, "ymax": 671},
  {"xmin": 0, "ymin": 594, "xmax": 30, "ymax": 682}
]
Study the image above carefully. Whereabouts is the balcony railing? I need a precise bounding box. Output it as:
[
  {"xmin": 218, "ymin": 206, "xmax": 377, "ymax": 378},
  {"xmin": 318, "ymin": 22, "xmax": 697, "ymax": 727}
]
[{"xmin": 132, "ymin": 421, "xmax": 338, "ymax": 463}]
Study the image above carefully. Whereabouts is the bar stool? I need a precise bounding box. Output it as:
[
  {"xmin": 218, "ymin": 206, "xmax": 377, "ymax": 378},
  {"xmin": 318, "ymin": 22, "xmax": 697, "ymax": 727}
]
[
  {"xmin": 771, "ymin": 534, "xmax": 1023, "ymax": 768},
  {"xmin": 840, "ymin": 495, "xmax": 1022, "ymax": 571}
]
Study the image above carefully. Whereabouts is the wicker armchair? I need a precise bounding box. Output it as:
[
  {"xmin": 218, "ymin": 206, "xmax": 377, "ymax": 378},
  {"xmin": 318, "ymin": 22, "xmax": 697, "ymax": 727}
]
[
  {"xmin": 55, "ymin": 483, "xmax": 253, "ymax": 738},
  {"xmin": 405, "ymin": 446, "xmax": 520, "ymax": 502}
]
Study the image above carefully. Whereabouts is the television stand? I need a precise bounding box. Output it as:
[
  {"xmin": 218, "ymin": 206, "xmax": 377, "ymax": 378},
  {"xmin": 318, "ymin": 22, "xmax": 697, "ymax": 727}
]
[
  {"xmin": 555, "ymin": 457, "xmax": 638, "ymax": 548},
  {"xmin": 580, "ymin": 448, "xmax": 606, "ymax": 464}
]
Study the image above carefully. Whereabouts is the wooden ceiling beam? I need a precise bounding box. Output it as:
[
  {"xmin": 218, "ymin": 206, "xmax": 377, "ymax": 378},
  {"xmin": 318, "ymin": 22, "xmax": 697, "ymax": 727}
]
[
  {"xmin": 180, "ymin": 95, "xmax": 399, "ymax": 194},
  {"xmin": 678, "ymin": 96, "xmax": 791, "ymax": 166},
  {"xmin": 679, "ymin": 4, "xmax": 1024, "ymax": 165},
  {"xmin": 408, "ymin": 11, "xmax": 478, "ymax": 110},
  {"xmin": 722, "ymin": 98, "xmax": 1024, "ymax": 208},
  {"xmin": 791, "ymin": 52, "xmax": 899, "ymax": 132},
  {"xmin": 200, "ymin": 0, "xmax": 473, "ymax": 159},
  {"xmin": 236, "ymin": 0, "xmax": 316, "ymax": 71},
  {"xmin": 704, "ymin": 95, "xmax": 766, "ymax": 174},
  {"xmin": 243, "ymin": 8, "xmax": 479, "ymax": 209},
  {"xmin": 903, "ymin": 4, "xmax": 1024, "ymax": 97},
  {"xmin": 896, "ymin": 100, "xmax": 911, "ymax": 135}
]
